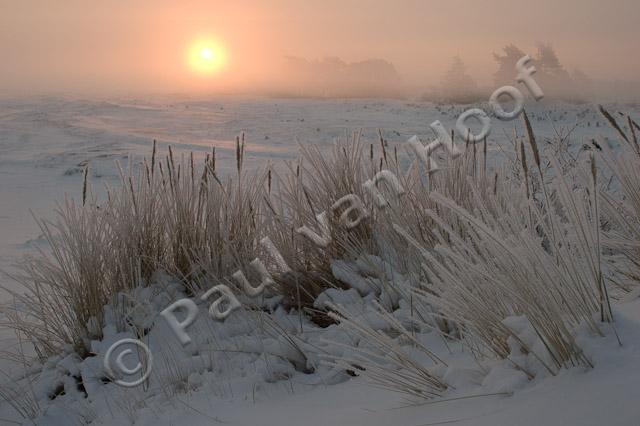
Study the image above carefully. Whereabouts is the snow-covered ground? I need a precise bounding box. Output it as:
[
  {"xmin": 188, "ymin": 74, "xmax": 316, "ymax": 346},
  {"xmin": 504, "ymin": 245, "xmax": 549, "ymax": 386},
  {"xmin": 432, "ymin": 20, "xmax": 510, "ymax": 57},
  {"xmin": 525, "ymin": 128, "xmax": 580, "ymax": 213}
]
[{"xmin": 0, "ymin": 95, "xmax": 637, "ymax": 425}]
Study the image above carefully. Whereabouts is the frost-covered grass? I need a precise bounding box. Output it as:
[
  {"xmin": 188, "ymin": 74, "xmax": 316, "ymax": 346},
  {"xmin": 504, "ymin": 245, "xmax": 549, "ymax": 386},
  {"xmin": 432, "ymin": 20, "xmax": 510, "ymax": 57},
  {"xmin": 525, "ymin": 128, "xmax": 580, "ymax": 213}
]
[{"xmin": 1, "ymin": 105, "xmax": 640, "ymax": 424}]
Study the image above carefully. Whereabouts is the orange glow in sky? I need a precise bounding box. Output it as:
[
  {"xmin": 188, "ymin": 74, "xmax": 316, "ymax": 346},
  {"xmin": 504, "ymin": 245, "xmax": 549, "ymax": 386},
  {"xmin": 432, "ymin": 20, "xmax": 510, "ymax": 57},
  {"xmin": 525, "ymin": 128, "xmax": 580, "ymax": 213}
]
[
  {"xmin": 187, "ymin": 38, "xmax": 227, "ymax": 75},
  {"xmin": 1, "ymin": 1, "xmax": 639, "ymax": 95}
]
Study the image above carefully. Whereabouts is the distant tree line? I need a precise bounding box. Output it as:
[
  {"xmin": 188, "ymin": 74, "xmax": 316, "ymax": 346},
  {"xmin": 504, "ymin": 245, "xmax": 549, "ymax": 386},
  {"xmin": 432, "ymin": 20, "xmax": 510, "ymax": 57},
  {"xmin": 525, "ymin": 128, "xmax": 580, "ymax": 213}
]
[
  {"xmin": 269, "ymin": 44, "xmax": 601, "ymax": 101},
  {"xmin": 275, "ymin": 56, "xmax": 402, "ymax": 98},
  {"xmin": 434, "ymin": 43, "xmax": 593, "ymax": 103}
]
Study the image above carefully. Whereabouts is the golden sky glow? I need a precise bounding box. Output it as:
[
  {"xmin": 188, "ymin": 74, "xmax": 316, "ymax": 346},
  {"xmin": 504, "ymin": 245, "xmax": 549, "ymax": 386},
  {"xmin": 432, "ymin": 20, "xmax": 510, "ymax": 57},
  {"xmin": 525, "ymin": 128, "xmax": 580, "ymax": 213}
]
[
  {"xmin": 0, "ymin": 0, "xmax": 639, "ymax": 95},
  {"xmin": 187, "ymin": 38, "xmax": 227, "ymax": 75}
]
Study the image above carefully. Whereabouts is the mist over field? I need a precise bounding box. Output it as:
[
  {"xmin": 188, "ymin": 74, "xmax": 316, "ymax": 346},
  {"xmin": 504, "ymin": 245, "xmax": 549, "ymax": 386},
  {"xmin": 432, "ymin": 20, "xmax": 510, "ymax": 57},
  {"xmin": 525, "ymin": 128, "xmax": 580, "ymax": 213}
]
[{"xmin": 1, "ymin": 0, "xmax": 640, "ymax": 100}]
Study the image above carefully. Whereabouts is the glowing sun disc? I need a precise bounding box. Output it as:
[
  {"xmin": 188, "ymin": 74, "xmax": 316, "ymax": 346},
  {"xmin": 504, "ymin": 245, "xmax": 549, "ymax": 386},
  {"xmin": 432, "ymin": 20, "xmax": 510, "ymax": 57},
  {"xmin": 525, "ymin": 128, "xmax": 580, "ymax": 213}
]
[{"xmin": 188, "ymin": 39, "xmax": 227, "ymax": 74}]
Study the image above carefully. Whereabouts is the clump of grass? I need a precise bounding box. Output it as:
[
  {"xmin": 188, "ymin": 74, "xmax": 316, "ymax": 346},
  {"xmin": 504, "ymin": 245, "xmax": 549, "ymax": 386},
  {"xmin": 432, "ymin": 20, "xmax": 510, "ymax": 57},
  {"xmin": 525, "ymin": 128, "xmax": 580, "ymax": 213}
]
[
  {"xmin": 192, "ymin": 160, "xmax": 267, "ymax": 293},
  {"xmin": 3, "ymin": 140, "xmax": 267, "ymax": 355},
  {"xmin": 5, "ymin": 197, "xmax": 118, "ymax": 355},
  {"xmin": 325, "ymin": 301, "xmax": 449, "ymax": 399},
  {"xmin": 263, "ymin": 133, "xmax": 379, "ymax": 314},
  {"xmin": 0, "ymin": 327, "xmax": 40, "ymax": 421},
  {"xmin": 326, "ymin": 114, "xmax": 628, "ymax": 396},
  {"xmin": 597, "ymin": 108, "xmax": 640, "ymax": 291},
  {"xmin": 418, "ymin": 164, "xmax": 604, "ymax": 374}
]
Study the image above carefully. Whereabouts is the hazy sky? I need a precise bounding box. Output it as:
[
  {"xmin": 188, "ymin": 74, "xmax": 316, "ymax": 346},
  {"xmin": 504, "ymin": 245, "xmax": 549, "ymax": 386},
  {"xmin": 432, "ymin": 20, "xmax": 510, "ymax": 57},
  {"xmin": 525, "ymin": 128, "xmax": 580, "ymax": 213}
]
[{"xmin": 1, "ymin": 0, "xmax": 638, "ymax": 95}]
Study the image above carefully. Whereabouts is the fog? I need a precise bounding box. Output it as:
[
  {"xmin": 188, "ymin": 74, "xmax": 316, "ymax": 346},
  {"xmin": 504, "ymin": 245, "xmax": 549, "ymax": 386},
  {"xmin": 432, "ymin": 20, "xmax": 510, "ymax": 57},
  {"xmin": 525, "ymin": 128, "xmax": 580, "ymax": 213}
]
[{"xmin": 1, "ymin": 0, "xmax": 639, "ymax": 98}]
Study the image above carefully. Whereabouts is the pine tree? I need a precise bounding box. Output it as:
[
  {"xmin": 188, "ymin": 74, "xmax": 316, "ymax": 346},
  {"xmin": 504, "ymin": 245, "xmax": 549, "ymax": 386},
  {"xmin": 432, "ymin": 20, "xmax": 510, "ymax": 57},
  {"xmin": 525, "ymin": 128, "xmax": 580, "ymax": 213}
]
[
  {"xmin": 441, "ymin": 56, "xmax": 478, "ymax": 102},
  {"xmin": 536, "ymin": 43, "xmax": 570, "ymax": 79},
  {"xmin": 534, "ymin": 43, "xmax": 572, "ymax": 98},
  {"xmin": 493, "ymin": 44, "xmax": 526, "ymax": 86}
]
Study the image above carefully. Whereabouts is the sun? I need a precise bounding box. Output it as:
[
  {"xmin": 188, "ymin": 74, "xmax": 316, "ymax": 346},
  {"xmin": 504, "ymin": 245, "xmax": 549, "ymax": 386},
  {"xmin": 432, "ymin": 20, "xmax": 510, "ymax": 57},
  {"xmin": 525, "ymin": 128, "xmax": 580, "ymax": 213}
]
[{"xmin": 188, "ymin": 39, "xmax": 227, "ymax": 75}]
